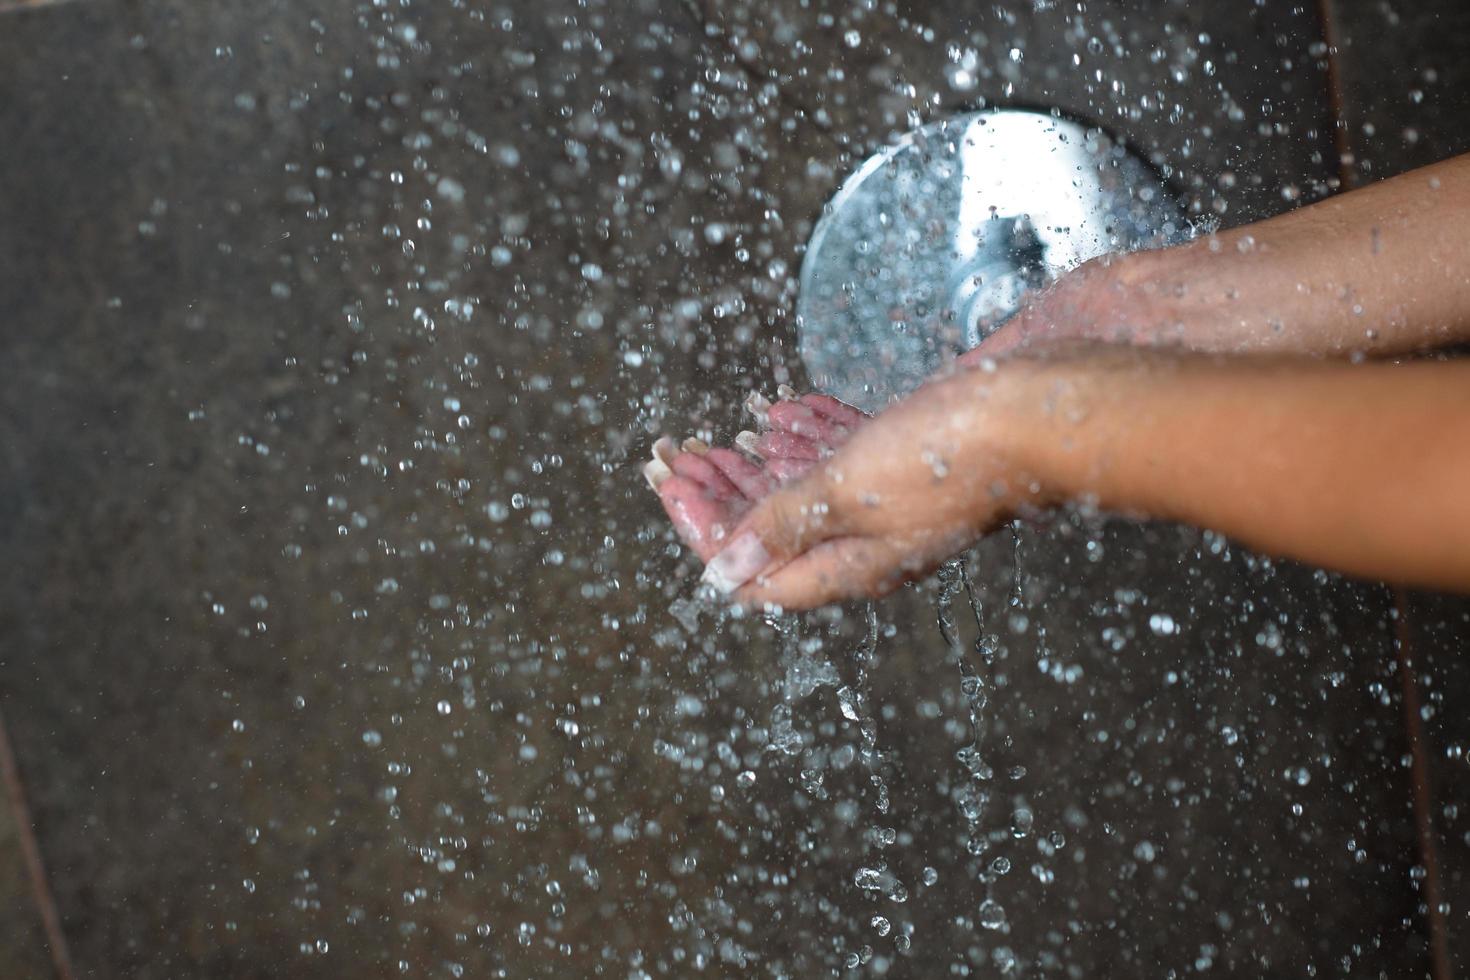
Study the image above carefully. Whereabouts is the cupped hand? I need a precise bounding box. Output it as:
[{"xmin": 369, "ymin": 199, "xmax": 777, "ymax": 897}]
[
  {"xmin": 690, "ymin": 366, "xmax": 1043, "ymax": 610},
  {"xmin": 644, "ymin": 386, "xmax": 869, "ymax": 564}
]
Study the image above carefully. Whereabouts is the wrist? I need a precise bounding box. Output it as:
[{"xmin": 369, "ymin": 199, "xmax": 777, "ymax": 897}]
[
  {"xmin": 1001, "ymin": 246, "xmax": 1201, "ymax": 352},
  {"xmin": 1133, "ymin": 232, "xmax": 1305, "ymax": 352},
  {"xmin": 982, "ymin": 351, "xmax": 1154, "ymax": 516},
  {"xmin": 1108, "ymin": 241, "xmax": 1229, "ymax": 347},
  {"xmin": 973, "ymin": 358, "xmax": 1096, "ymax": 515}
]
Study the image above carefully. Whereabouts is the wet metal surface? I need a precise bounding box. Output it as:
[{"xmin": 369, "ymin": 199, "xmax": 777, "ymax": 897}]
[{"xmin": 798, "ymin": 109, "xmax": 1183, "ymax": 410}]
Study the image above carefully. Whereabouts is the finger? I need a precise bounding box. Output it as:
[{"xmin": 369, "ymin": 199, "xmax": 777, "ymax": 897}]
[
  {"xmin": 736, "ymin": 429, "xmax": 823, "ymax": 461},
  {"xmin": 767, "ymin": 399, "xmax": 846, "ymax": 444},
  {"xmin": 705, "ymin": 447, "xmax": 774, "ymax": 499},
  {"xmin": 700, "ymin": 472, "xmax": 843, "ymax": 594},
  {"xmin": 972, "ymin": 312, "xmax": 1092, "ymax": 358},
  {"xmin": 969, "ymin": 317, "xmax": 1029, "ymax": 357},
  {"xmin": 735, "ymin": 535, "xmax": 917, "ymax": 610},
  {"xmin": 671, "ymin": 450, "xmax": 742, "ymax": 500},
  {"xmin": 743, "ymin": 390, "xmax": 773, "ymax": 426},
  {"xmin": 655, "ymin": 474, "xmax": 741, "ymax": 560},
  {"xmin": 765, "ymin": 458, "xmax": 818, "ymax": 484},
  {"xmin": 799, "ymin": 393, "xmax": 869, "ymax": 429}
]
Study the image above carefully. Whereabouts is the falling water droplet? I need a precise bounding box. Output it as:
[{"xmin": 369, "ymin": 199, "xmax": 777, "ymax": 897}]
[{"xmin": 978, "ymin": 898, "xmax": 1007, "ymax": 930}]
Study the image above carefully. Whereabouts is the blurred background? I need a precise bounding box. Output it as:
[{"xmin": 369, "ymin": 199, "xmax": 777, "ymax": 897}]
[{"xmin": 1, "ymin": 0, "xmax": 1468, "ymax": 976}]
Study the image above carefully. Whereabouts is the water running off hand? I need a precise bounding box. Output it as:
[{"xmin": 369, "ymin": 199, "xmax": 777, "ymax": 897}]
[{"xmin": 937, "ymin": 523, "xmax": 1025, "ymax": 937}]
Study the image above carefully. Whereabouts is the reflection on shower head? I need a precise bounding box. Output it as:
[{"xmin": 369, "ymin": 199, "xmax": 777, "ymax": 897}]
[{"xmin": 797, "ymin": 109, "xmax": 1185, "ymax": 413}]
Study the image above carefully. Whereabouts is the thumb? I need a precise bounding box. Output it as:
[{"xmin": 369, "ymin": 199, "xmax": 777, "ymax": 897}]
[
  {"xmin": 700, "ymin": 473, "xmax": 842, "ymax": 595},
  {"xmin": 967, "ymin": 313, "xmax": 1038, "ymax": 360}
]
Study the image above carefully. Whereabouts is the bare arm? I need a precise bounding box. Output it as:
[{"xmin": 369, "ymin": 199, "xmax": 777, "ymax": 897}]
[
  {"xmin": 701, "ymin": 352, "xmax": 1470, "ymax": 608},
  {"xmin": 973, "ymin": 153, "xmax": 1470, "ymax": 358},
  {"xmin": 1026, "ymin": 353, "xmax": 1470, "ymax": 587},
  {"xmin": 659, "ymin": 155, "xmax": 1470, "ymax": 608}
]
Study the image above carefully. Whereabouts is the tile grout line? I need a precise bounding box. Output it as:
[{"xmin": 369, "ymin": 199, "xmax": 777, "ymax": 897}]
[
  {"xmin": 0, "ymin": 711, "xmax": 76, "ymax": 980},
  {"xmin": 1396, "ymin": 590, "xmax": 1452, "ymax": 980},
  {"xmin": 1313, "ymin": 0, "xmax": 1355, "ymax": 191},
  {"xmin": 1316, "ymin": 1, "xmax": 1452, "ymax": 975}
]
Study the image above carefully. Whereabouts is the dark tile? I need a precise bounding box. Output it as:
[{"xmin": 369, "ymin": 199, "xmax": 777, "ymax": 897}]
[
  {"xmin": 943, "ymin": 524, "xmax": 1422, "ymax": 976},
  {"xmin": 0, "ymin": 744, "xmax": 58, "ymax": 980},
  {"xmin": 702, "ymin": 0, "xmax": 1426, "ymax": 973},
  {"xmin": 702, "ymin": 0, "xmax": 1343, "ymax": 226},
  {"xmin": 1401, "ymin": 592, "xmax": 1470, "ymax": 973},
  {"xmin": 1327, "ymin": 2, "xmax": 1470, "ymax": 182},
  {"xmin": 1330, "ymin": 2, "xmax": 1470, "ymax": 972},
  {"xmin": 0, "ymin": 0, "xmax": 1430, "ymax": 977},
  {"xmin": 0, "ymin": 0, "xmax": 834, "ymax": 975}
]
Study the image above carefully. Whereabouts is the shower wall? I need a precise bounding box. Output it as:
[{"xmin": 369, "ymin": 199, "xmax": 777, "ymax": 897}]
[
  {"xmin": 0, "ymin": 0, "xmax": 1467, "ymax": 976},
  {"xmin": 1329, "ymin": 4, "xmax": 1470, "ymax": 971}
]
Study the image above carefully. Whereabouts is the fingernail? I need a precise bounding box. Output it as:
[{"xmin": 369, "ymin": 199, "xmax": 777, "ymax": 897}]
[
  {"xmin": 734, "ymin": 430, "xmax": 761, "ymax": 456},
  {"xmin": 701, "ymin": 532, "xmax": 771, "ymax": 594},
  {"xmin": 776, "ymin": 383, "xmax": 799, "ymax": 401},
  {"xmin": 682, "ymin": 437, "xmax": 710, "ymax": 455},
  {"xmin": 643, "ymin": 458, "xmax": 672, "ymax": 491},
  {"xmin": 744, "ymin": 391, "xmax": 772, "ymax": 422},
  {"xmin": 652, "ymin": 436, "xmax": 679, "ymax": 468}
]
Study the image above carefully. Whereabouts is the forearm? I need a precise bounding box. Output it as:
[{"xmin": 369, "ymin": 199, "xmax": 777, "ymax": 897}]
[
  {"xmin": 1001, "ymin": 353, "xmax": 1470, "ymax": 590},
  {"xmin": 1128, "ymin": 154, "xmax": 1470, "ymax": 356}
]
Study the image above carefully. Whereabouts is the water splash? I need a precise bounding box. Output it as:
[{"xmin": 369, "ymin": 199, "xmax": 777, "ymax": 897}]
[
  {"xmin": 939, "ymin": 546, "xmax": 1029, "ymax": 946},
  {"xmin": 1008, "ymin": 520, "xmax": 1026, "ymax": 610},
  {"xmin": 937, "ymin": 560, "xmax": 995, "ymax": 858},
  {"xmin": 839, "ymin": 603, "xmax": 890, "ymax": 816},
  {"xmin": 837, "ymin": 603, "xmax": 911, "ymax": 930}
]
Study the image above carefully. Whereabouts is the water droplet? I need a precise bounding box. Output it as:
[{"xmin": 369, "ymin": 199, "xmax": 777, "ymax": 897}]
[
  {"xmin": 1148, "ymin": 613, "xmax": 1177, "ymax": 635},
  {"xmin": 978, "ymin": 898, "xmax": 1007, "ymax": 929}
]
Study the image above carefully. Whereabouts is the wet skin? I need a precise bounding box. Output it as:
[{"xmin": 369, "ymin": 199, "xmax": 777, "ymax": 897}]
[
  {"xmin": 645, "ymin": 153, "xmax": 1470, "ymax": 609},
  {"xmin": 645, "ymin": 387, "xmax": 867, "ymax": 564}
]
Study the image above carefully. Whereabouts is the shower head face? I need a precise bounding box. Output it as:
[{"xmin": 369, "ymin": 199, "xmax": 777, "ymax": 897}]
[{"xmin": 796, "ymin": 109, "xmax": 1186, "ymax": 413}]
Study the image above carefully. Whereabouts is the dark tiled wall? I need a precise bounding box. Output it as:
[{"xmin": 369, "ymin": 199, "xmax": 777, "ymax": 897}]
[
  {"xmin": 1330, "ymin": 3, "xmax": 1470, "ymax": 973},
  {"xmin": 0, "ymin": 0, "xmax": 1462, "ymax": 977},
  {"xmin": 0, "ymin": 761, "xmax": 56, "ymax": 977}
]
